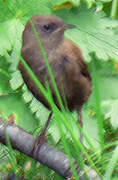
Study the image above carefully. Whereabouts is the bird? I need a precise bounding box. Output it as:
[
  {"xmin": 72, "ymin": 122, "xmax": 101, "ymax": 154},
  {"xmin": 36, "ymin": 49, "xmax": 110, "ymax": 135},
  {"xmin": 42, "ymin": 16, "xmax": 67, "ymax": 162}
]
[{"xmin": 18, "ymin": 14, "xmax": 92, "ymax": 148}]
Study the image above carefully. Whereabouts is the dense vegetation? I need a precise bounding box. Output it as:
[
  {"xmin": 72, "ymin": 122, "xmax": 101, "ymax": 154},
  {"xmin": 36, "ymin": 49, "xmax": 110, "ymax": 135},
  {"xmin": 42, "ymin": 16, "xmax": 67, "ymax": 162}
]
[{"xmin": 0, "ymin": 0, "xmax": 118, "ymax": 179}]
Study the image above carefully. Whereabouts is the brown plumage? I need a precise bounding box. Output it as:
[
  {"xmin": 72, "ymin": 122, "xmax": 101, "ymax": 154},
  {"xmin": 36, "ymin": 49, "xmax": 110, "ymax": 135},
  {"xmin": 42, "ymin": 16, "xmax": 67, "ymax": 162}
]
[{"xmin": 18, "ymin": 15, "xmax": 92, "ymax": 143}]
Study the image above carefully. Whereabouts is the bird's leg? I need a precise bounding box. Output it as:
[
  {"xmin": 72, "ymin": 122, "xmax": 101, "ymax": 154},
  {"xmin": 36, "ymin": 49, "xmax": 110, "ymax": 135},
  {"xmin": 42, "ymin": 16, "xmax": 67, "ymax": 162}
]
[
  {"xmin": 78, "ymin": 109, "xmax": 83, "ymax": 142},
  {"xmin": 33, "ymin": 112, "xmax": 52, "ymax": 155}
]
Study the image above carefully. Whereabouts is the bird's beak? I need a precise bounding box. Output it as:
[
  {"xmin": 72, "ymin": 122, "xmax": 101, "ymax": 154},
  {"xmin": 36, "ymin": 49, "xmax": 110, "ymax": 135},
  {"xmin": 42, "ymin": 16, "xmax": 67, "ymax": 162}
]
[
  {"xmin": 54, "ymin": 24, "xmax": 76, "ymax": 34},
  {"xmin": 64, "ymin": 24, "xmax": 76, "ymax": 30}
]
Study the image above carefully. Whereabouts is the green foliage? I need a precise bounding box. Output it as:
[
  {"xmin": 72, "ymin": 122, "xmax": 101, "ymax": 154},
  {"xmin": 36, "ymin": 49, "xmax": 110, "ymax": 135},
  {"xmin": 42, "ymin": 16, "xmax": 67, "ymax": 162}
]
[
  {"xmin": 55, "ymin": 8, "xmax": 118, "ymax": 62},
  {"xmin": 104, "ymin": 145, "xmax": 118, "ymax": 179},
  {"xmin": 0, "ymin": 56, "xmax": 11, "ymax": 95},
  {"xmin": 102, "ymin": 99, "xmax": 118, "ymax": 128},
  {"xmin": 0, "ymin": 0, "xmax": 118, "ymax": 179},
  {"xmin": 0, "ymin": 93, "xmax": 38, "ymax": 131}
]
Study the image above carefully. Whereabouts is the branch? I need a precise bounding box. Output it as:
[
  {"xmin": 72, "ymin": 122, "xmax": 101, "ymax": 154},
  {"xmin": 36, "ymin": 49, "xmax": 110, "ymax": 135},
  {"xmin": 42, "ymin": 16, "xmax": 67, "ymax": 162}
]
[
  {"xmin": 0, "ymin": 118, "xmax": 100, "ymax": 179},
  {"xmin": 1, "ymin": 173, "xmax": 25, "ymax": 180}
]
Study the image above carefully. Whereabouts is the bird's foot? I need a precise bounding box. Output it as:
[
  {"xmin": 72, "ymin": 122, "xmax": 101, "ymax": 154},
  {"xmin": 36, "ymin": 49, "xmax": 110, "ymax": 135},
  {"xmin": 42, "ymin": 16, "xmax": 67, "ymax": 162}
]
[{"xmin": 33, "ymin": 112, "xmax": 52, "ymax": 158}]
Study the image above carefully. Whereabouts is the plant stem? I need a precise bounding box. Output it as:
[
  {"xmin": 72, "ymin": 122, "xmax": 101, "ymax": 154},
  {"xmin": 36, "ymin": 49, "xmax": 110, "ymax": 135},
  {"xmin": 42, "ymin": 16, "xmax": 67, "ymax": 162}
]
[{"xmin": 111, "ymin": 0, "xmax": 118, "ymax": 19}]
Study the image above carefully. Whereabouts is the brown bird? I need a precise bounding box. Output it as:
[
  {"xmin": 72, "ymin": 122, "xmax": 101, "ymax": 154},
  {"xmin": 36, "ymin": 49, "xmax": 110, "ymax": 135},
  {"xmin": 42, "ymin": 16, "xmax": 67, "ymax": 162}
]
[{"xmin": 18, "ymin": 15, "xmax": 92, "ymax": 147}]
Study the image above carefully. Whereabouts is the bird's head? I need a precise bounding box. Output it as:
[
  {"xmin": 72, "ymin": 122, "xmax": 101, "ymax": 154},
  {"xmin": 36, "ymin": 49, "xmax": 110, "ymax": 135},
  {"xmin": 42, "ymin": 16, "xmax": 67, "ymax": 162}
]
[{"xmin": 22, "ymin": 15, "xmax": 75, "ymax": 48}]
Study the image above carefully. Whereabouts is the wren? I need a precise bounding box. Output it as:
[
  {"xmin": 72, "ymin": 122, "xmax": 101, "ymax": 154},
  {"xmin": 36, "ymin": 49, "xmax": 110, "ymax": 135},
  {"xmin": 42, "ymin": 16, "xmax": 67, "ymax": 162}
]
[{"xmin": 18, "ymin": 15, "xmax": 92, "ymax": 146}]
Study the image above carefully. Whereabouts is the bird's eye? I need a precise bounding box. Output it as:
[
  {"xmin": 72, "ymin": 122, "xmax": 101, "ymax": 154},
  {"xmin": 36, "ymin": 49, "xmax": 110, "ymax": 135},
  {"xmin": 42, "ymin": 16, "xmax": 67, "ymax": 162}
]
[
  {"xmin": 43, "ymin": 24, "xmax": 52, "ymax": 32},
  {"xmin": 42, "ymin": 23, "xmax": 57, "ymax": 33}
]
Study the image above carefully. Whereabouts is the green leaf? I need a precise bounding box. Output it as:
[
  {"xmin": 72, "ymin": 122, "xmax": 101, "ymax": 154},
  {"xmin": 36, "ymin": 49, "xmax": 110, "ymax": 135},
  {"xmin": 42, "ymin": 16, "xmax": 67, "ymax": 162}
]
[
  {"xmin": 83, "ymin": 0, "xmax": 95, "ymax": 8},
  {"xmin": 0, "ymin": 19, "xmax": 24, "ymax": 59},
  {"xmin": 51, "ymin": 0, "xmax": 80, "ymax": 7},
  {"xmin": 0, "ymin": 0, "xmax": 51, "ymax": 22},
  {"xmin": 0, "ymin": 56, "xmax": 12, "ymax": 95},
  {"xmin": 0, "ymin": 0, "xmax": 51, "ymax": 58},
  {"xmin": 0, "ymin": 24, "xmax": 12, "ymax": 55},
  {"xmin": 10, "ymin": 70, "xmax": 24, "ymax": 90},
  {"xmin": 54, "ymin": 7, "xmax": 118, "ymax": 62},
  {"xmin": 89, "ymin": 60, "xmax": 118, "ymax": 101},
  {"xmin": 89, "ymin": 60, "xmax": 118, "ymax": 129},
  {"xmin": 82, "ymin": 108, "xmax": 100, "ymax": 149},
  {"xmin": 0, "ymin": 93, "xmax": 38, "ymax": 132},
  {"xmin": 102, "ymin": 100, "xmax": 118, "ymax": 128}
]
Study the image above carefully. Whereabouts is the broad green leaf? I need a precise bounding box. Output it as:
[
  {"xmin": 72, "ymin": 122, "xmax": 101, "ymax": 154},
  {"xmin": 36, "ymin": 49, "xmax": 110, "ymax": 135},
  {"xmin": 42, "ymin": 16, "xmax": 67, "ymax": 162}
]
[
  {"xmin": 54, "ymin": 7, "xmax": 118, "ymax": 62},
  {"xmin": 0, "ymin": 93, "xmax": 38, "ymax": 131},
  {"xmin": 0, "ymin": 0, "xmax": 51, "ymax": 58},
  {"xmin": 0, "ymin": 0, "xmax": 51, "ymax": 22},
  {"xmin": 0, "ymin": 19, "xmax": 24, "ymax": 60}
]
